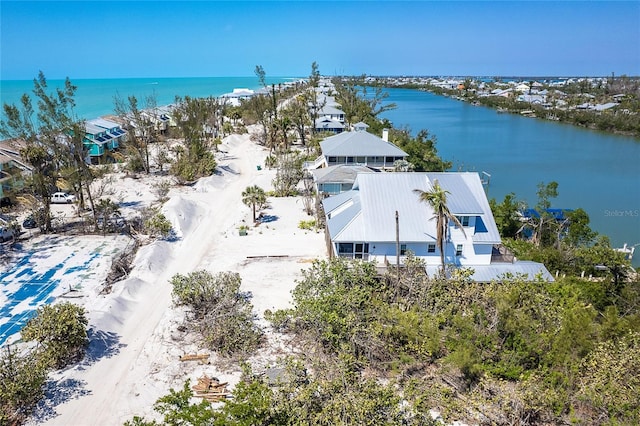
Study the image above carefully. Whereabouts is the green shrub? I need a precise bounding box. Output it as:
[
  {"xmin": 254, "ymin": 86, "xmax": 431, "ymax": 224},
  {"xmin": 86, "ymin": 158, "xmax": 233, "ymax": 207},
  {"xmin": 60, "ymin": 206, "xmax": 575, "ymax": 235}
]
[
  {"xmin": 170, "ymin": 270, "xmax": 264, "ymax": 358},
  {"xmin": 21, "ymin": 302, "xmax": 88, "ymax": 369},
  {"xmin": 144, "ymin": 210, "xmax": 173, "ymax": 239},
  {"xmin": 0, "ymin": 346, "xmax": 47, "ymax": 425},
  {"xmin": 298, "ymin": 219, "xmax": 316, "ymax": 230}
]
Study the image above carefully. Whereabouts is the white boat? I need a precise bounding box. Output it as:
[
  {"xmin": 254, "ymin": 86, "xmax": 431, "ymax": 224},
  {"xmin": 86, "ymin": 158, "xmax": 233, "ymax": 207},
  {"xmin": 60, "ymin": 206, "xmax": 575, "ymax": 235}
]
[{"xmin": 615, "ymin": 243, "xmax": 636, "ymax": 261}]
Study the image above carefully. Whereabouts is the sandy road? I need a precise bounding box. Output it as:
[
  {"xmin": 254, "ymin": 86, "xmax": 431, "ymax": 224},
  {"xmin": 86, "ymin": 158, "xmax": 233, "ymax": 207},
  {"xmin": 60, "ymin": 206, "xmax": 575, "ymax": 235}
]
[{"xmin": 42, "ymin": 134, "xmax": 265, "ymax": 425}]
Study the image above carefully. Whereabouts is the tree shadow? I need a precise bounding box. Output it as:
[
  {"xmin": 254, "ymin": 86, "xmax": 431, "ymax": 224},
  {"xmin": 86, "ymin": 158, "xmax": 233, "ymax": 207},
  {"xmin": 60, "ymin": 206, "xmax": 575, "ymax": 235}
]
[
  {"xmin": 119, "ymin": 200, "xmax": 143, "ymax": 208},
  {"xmin": 218, "ymin": 165, "xmax": 240, "ymax": 175},
  {"xmin": 164, "ymin": 229, "xmax": 180, "ymax": 242},
  {"xmin": 81, "ymin": 328, "xmax": 127, "ymax": 367},
  {"xmin": 29, "ymin": 329, "xmax": 126, "ymax": 422},
  {"xmin": 30, "ymin": 378, "xmax": 91, "ymax": 423}
]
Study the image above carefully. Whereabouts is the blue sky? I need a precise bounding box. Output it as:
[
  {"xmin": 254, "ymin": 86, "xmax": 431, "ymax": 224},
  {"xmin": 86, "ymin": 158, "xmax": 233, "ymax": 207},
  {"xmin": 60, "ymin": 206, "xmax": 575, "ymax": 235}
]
[{"xmin": 1, "ymin": 1, "xmax": 639, "ymax": 80}]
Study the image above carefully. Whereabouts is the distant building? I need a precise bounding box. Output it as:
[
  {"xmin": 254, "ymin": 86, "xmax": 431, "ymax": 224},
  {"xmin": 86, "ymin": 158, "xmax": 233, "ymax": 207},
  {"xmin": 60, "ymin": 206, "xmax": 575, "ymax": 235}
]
[{"xmin": 219, "ymin": 88, "xmax": 257, "ymax": 107}]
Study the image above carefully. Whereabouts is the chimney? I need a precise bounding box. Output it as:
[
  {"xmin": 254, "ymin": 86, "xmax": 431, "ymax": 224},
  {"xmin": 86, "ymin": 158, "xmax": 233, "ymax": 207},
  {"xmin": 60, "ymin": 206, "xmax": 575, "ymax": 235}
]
[{"xmin": 382, "ymin": 128, "xmax": 389, "ymax": 142}]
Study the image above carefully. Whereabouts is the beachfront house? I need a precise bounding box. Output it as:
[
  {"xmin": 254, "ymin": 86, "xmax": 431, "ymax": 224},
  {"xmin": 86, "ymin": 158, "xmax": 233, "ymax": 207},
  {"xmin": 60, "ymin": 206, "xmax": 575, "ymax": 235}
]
[
  {"xmin": 141, "ymin": 109, "xmax": 172, "ymax": 133},
  {"xmin": 322, "ymin": 172, "xmax": 554, "ymax": 282},
  {"xmin": 219, "ymin": 88, "xmax": 257, "ymax": 107},
  {"xmin": 0, "ymin": 139, "xmax": 31, "ymax": 205},
  {"xmin": 315, "ymin": 105, "xmax": 345, "ymax": 123},
  {"xmin": 307, "ymin": 127, "xmax": 408, "ymax": 171},
  {"xmin": 314, "ymin": 117, "xmax": 345, "ymax": 134},
  {"xmin": 83, "ymin": 119, "xmax": 127, "ymax": 163}
]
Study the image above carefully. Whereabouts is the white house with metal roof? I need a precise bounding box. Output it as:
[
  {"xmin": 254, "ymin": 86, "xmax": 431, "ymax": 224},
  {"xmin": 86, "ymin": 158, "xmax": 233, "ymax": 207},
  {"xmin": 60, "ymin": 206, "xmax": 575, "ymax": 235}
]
[
  {"xmin": 322, "ymin": 172, "xmax": 553, "ymax": 282},
  {"xmin": 311, "ymin": 129, "xmax": 408, "ymax": 171},
  {"xmin": 219, "ymin": 88, "xmax": 256, "ymax": 107},
  {"xmin": 316, "ymin": 104, "xmax": 345, "ymax": 123},
  {"xmin": 314, "ymin": 117, "xmax": 345, "ymax": 134}
]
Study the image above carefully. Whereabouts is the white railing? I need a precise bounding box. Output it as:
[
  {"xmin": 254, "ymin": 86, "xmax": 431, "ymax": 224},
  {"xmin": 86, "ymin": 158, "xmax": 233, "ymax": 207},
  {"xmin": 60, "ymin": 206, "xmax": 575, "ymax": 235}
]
[{"xmin": 303, "ymin": 156, "xmax": 325, "ymax": 170}]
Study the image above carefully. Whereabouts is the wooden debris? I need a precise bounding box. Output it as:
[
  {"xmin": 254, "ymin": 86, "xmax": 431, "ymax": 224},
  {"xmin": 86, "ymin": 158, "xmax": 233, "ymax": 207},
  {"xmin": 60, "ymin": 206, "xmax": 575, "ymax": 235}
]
[
  {"xmin": 179, "ymin": 353, "xmax": 210, "ymax": 363},
  {"xmin": 191, "ymin": 374, "xmax": 229, "ymax": 402}
]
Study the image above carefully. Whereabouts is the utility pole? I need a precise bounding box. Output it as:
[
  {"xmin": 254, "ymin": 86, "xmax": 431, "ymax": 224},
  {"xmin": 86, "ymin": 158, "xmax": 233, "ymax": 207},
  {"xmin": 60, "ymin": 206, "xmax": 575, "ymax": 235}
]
[{"xmin": 395, "ymin": 210, "xmax": 400, "ymax": 285}]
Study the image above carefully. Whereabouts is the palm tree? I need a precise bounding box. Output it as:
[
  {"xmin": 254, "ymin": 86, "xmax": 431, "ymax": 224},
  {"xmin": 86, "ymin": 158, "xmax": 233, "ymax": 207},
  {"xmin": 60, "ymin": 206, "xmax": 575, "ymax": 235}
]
[
  {"xmin": 413, "ymin": 179, "xmax": 465, "ymax": 274},
  {"xmin": 242, "ymin": 185, "xmax": 267, "ymax": 223}
]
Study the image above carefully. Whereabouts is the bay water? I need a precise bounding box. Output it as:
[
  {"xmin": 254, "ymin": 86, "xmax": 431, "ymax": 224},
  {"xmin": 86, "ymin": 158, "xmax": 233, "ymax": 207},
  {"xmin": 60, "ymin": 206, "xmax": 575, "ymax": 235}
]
[{"xmin": 379, "ymin": 88, "xmax": 640, "ymax": 265}]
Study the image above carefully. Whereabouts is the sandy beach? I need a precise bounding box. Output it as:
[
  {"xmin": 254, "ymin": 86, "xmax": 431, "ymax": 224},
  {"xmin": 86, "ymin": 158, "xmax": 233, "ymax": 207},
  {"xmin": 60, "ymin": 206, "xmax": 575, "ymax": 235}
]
[{"xmin": 13, "ymin": 130, "xmax": 326, "ymax": 424}]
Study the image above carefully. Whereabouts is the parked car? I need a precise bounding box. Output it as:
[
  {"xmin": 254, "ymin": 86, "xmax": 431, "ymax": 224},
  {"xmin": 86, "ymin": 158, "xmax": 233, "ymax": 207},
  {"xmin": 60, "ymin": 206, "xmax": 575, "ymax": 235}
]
[
  {"xmin": 51, "ymin": 192, "xmax": 76, "ymax": 204},
  {"xmin": 0, "ymin": 226, "xmax": 15, "ymax": 242}
]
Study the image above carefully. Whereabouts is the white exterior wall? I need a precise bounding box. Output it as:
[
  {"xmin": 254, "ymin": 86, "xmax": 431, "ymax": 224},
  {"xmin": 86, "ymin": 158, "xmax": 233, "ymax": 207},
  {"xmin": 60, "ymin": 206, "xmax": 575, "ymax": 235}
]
[{"xmin": 340, "ymin": 216, "xmax": 494, "ymax": 266}]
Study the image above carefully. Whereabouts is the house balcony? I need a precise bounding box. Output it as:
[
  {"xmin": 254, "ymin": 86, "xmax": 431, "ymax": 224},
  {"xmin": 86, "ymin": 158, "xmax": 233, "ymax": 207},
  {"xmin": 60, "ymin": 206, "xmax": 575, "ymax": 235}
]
[
  {"xmin": 491, "ymin": 244, "xmax": 515, "ymax": 263},
  {"xmin": 337, "ymin": 252, "xmax": 370, "ymax": 261}
]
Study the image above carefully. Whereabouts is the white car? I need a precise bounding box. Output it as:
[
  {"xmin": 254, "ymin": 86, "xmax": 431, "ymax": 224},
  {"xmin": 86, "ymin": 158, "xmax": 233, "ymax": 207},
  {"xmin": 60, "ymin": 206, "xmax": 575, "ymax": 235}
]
[{"xmin": 51, "ymin": 192, "xmax": 76, "ymax": 204}]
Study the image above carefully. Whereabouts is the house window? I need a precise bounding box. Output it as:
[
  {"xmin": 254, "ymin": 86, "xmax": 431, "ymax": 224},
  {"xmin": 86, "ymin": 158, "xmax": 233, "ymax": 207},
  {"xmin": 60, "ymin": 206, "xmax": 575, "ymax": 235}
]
[
  {"xmin": 456, "ymin": 244, "xmax": 463, "ymax": 256},
  {"xmin": 400, "ymin": 244, "xmax": 407, "ymax": 255},
  {"xmin": 428, "ymin": 244, "xmax": 436, "ymax": 253},
  {"xmin": 322, "ymin": 183, "xmax": 341, "ymax": 195},
  {"xmin": 338, "ymin": 243, "xmax": 353, "ymax": 256},
  {"xmin": 354, "ymin": 243, "xmax": 369, "ymax": 259},
  {"xmin": 356, "ymin": 156, "xmax": 365, "ymax": 163},
  {"xmin": 455, "ymin": 216, "xmax": 470, "ymax": 227},
  {"xmin": 385, "ymin": 156, "xmax": 394, "ymax": 163},
  {"xmin": 347, "ymin": 156, "xmax": 354, "ymax": 163},
  {"xmin": 328, "ymin": 156, "xmax": 336, "ymax": 163}
]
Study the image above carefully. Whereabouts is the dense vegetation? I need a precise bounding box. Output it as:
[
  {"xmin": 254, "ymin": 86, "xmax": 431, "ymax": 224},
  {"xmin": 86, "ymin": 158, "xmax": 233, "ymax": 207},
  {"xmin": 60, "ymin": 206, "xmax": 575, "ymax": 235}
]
[{"xmin": 130, "ymin": 255, "xmax": 639, "ymax": 425}]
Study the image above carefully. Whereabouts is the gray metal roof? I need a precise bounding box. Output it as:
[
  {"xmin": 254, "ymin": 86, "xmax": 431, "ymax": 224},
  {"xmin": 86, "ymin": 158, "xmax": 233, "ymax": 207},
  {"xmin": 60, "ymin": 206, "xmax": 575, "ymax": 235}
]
[
  {"xmin": 90, "ymin": 118, "xmax": 120, "ymax": 130},
  {"xmin": 85, "ymin": 123, "xmax": 105, "ymax": 135},
  {"xmin": 320, "ymin": 131, "xmax": 408, "ymax": 158},
  {"xmin": 317, "ymin": 105, "xmax": 344, "ymax": 115},
  {"xmin": 324, "ymin": 172, "xmax": 501, "ymax": 244},
  {"xmin": 326, "ymin": 196, "xmax": 363, "ymax": 241},
  {"xmin": 323, "ymin": 190, "xmax": 356, "ymax": 213},
  {"xmin": 425, "ymin": 173, "xmax": 484, "ymax": 215},
  {"xmin": 425, "ymin": 261, "xmax": 554, "ymax": 282},
  {"xmin": 311, "ymin": 164, "xmax": 376, "ymax": 184},
  {"xmin": 315, "ymin": 117, "xmax": 345, "ymax": 129}
]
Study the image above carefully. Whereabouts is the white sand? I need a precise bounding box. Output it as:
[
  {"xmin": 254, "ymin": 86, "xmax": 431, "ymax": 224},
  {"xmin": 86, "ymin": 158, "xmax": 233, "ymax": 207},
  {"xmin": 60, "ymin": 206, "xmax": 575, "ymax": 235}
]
[{"xmin": 25, "ymin": 130, "xmax": 326, "ymax": 425}]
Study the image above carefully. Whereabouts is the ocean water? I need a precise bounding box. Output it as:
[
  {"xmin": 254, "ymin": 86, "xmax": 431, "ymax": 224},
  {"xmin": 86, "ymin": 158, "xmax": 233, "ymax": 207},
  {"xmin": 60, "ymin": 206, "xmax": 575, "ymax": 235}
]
[
  {"xmin": 378, "ymin": 88, "xmax": 640, "ymax": 265},
  {"xmin": 0, "ymin": 76, "xmax": 295, "ymax": 120}
]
